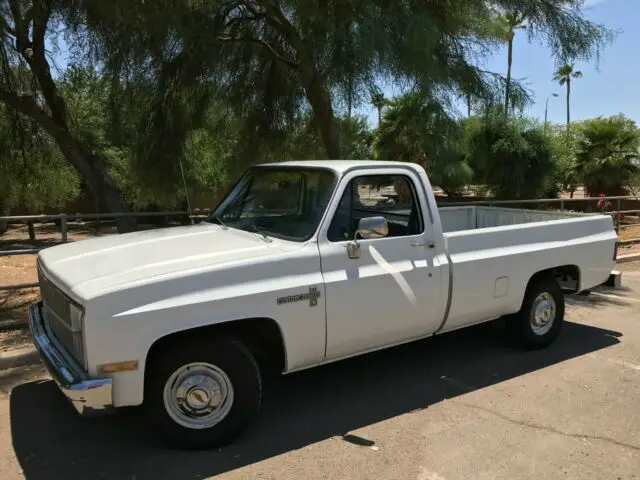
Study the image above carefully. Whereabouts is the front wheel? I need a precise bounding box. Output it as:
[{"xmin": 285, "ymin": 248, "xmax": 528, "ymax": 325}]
[
  {"xmin": 507, "ymin": 276, "xmax": 565, "ymax": 349},
  {"xmin": 144, "ymin": 337, "xmax": 262, "ymax": 450}
]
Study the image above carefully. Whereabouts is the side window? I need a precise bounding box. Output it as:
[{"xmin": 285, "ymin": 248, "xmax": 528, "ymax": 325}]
[{"xmin": 327, "ymin": 174, "xmax": 423, "ymax": 242}]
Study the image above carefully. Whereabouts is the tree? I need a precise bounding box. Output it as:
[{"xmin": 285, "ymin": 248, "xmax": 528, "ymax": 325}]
[
  {"xmin": 0, "ymin": 104, "xmax": 80, "ymax": 219},
  {"xmin": 574, "ymin": 115, "xmax": 640, "ymax": 196},
  {"xmin": 466, "ymin": 115, "xmax": 556, "ymax": 199},
  {"xmin": 0, "ymin": 1, "xmax": 136, "ymax": 232},
  {"xmin": 373, "ymin": 92, "xmax": 472, "ymax": 197},
  {"xmin": 553, "ymin": 63, "xmax": 583, "ymax": 127},
  {"xmin": 496, "ymin": 11, "xmax": 527, "ymax": 116},
  {"xmin": 280, "ymin": 112, "xmax": 373, "ymax": 161},
  {"xmin": 370, "ymin": 88, "xmax": 386, "ymax": 127},
  {"xmin": 63, "ymin": 0, "xmax": 613, "ymax": 164},
  {"xmin": 546, "ymin": 124, "xmax": 580, "ymax": 197}
]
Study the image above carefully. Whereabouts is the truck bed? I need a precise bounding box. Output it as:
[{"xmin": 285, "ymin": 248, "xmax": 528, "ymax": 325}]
[
  {"xmin": 438, "ymin": 206, "xmax": 616, "ymax": 333},
  {"xmin": 439, "ymin": 205, "xmax": 589, "ymax": 233}
]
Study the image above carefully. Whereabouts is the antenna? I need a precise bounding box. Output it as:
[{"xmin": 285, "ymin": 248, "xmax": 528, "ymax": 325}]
[{"xmin": 177, "ymin": 156, "xmax": 194, "ymax": 225}]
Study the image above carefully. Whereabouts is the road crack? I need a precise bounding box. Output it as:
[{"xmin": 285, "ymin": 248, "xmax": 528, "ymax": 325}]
[{"xmin": 453, "ymin": 401, "xmax": 640, "ymax": 452}]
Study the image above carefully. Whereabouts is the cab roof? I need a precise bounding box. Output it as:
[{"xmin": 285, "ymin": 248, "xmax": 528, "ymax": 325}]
[{"xmin": 256, "ymin": 159, "xmax": 423, "ymax": 174}]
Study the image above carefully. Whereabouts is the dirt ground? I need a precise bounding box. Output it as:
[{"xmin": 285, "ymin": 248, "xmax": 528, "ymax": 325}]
[
  {"xmin": 0, "ymin": 264, "xmax": 638, "ymax": 479},
  {"xmin": 620, "ymin": 224, "xmax": 640, "ymax": 242}
]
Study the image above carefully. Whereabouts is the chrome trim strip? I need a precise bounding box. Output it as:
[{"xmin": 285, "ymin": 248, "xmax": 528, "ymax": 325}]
[
  {"xmin": 435, "ymin": 248, "xmax": 455, "ymax": 334},
  {"xmin": 28, "ymin": 302, "xmax": 114, "ymax": 416}
]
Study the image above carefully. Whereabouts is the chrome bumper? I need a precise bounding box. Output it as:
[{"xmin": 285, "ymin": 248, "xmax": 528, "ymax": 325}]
[{"xmin": 28, "ymin": 302, "xmax": 114, "ymax": 416}]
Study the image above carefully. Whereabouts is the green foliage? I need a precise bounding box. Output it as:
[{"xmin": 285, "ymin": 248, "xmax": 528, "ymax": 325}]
[
  {"xmin": 0, "ymin": 0, "xmax": 620, "ymax": 217},
  {"xmin": 573, "ymin": 114, "xmax": 640, "ymax": 196},
  {"xmin": 280, "ymin": 113, "xmax": 373, "ymax": 160},
  {"xmin": 466, "ymin": 115, "xmax": 556, "ymax": 199},
  {"xmin": 546, "ymin": 124, "xmax": 580, "ymax": 195},
  {"xmin": 373, "ymin": 92, "xmax": 472, "ymax": 197},
  {"xmin": 0, "ymin": 108, "xmax": 80, "ymax": 212},
  {"xmin": 553, "ymin": 63, "xmax": 583, "ymax": 86},
  {"xmin": 60, "ymin": 0, "xmax": 613, "ymax": 159}
]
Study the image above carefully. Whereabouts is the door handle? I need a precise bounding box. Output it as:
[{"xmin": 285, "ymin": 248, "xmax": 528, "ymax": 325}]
[{"xmin": 410, "ymin": 241, "xmax": 435, "ymax": 249}]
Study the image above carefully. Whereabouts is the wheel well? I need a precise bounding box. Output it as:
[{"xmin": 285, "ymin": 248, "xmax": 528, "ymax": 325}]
[
  {"xmin": 529, "ymin": 265, "xmax": 581, "ymax": 293},
  {"xmin": 145, "ymin": 318, "xmax": 287, "ymax": 379}
]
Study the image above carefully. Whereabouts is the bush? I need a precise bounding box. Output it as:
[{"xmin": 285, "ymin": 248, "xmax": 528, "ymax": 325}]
[{"xmin": 466, "ymin": 116, "xmax": 556, "ymax": 200}]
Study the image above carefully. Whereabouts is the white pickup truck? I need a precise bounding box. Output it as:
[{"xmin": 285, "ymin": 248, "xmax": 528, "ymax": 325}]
[{"xmin": 29, "ymin": 160, "xmax": 617, "ymax": 449}]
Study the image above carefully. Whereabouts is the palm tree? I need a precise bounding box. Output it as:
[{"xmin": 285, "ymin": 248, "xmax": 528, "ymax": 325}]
[
  {"xmin": 553, "ymin": 64, "xmax": 583, "ymax": 128},
  {"xmin": 574, "ymin": 115, "xmax": 640, "ymax": 196},
  {"xmin": 370, "ymin": 90, "xmax": 386, "ymax": 127},
  {"xmin": 498, "ymin": 11, "xmax": 526, "ymax": 116}
]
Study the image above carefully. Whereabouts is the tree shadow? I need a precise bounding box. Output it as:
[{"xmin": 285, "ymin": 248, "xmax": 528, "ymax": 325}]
[
  {"xmin": 0, "ymin": 288, "xmax": 39, "ymax": 322},
  {"xmin": 10, "ymin": 319, "xmax": 622, "ymax": 480},
  {"xmin": 566, "ymin": 288, "xmax": 637, "ymax": 308}
]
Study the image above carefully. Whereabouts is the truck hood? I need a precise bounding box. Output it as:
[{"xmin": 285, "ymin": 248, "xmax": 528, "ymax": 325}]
[{"xmin": 37, "ymin": 223, "xmax": 293, "ymax": 300}]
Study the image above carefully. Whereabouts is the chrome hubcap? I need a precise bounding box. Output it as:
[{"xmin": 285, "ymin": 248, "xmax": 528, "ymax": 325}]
[
  {"xmin": 530, "ymin": 292, "xmax": 556, "ymax": 336},
  {"xmin": 163, "ymin": 362, "xmax": 234, "ymax": 429}
]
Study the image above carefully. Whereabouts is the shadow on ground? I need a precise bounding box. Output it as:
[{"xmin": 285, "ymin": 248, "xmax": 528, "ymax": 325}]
[
  {"xmin": 0, "ymin": 288, "xmax": 38, "ymax": 323},
  {"xmin": 10, "ymin": 319, "xmax": 622, "ymax": 480}
]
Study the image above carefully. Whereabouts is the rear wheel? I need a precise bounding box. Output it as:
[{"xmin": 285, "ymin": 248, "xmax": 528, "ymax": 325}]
[
  {"xmin": 507, "ymin": 276, "xmax": 565, "ymax": 349},
  {"xmin": 144, "ymin": 337, "xmax": 262, "ymax": 450}
]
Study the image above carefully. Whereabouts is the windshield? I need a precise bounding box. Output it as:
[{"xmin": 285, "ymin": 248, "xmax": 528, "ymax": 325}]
[{"xmin": 208, "ymin": 167, "xmax": 337, "ymax": 241}]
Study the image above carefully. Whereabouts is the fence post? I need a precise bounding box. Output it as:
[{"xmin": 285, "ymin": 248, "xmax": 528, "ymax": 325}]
[
  {"xmin": 60, "ymin": 214, "xmax": 68, "ymax": 243},
  {"xmin": 27, "ymin": 221, "xmax": 36, "ymax": 240}
]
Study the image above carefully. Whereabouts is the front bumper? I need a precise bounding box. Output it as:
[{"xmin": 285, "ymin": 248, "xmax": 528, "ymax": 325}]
[{"xmin": 28, "ymin": 302, "xmax": 114, "ymax": 416}]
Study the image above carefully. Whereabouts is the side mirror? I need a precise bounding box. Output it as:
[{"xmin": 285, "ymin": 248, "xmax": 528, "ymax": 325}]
[
  {"xmin": 347, "ymin": 216, "xmax": 388, "ymax": 259},
  {"xmin": 355, "ymin": 216, "xmax": 389, "ymax": 240}
]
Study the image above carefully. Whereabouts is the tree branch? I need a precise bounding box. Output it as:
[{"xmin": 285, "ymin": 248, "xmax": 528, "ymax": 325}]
[
  {"xmin": 218, "ymin": 35, "xmax": 299, "ymax": 69},
  {"xmin": 8, "ymin": 0, "xmax": 31, "ymax": 51},
  {"xmin": 31, "ymin": 0, "xmax": 53, "ymax": 55},
  {"xmin": 0, "ymin": 87, "xmax": 64, "ymax": 138}
]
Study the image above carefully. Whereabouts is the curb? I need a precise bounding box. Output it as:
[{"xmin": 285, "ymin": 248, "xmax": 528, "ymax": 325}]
[
  {"xmin": 0, "ymin": 346, "xmax": 39, "ymax": 370},
  {"xmin": 616, "ymin": 253, "xmax": 640, "ymax": 264}
]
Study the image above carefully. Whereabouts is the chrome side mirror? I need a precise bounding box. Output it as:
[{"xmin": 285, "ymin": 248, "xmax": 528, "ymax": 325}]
[
  {"xmin": 356, "ymin": 216, "xmax": 389, "ymax": 240},
  {"xmin": 347, "ymin": 216, "xmax": 389, "ymax": 259}
]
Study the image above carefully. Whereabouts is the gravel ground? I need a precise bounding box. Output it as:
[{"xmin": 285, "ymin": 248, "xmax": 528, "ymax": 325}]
[{"xmin": 0, "ymin": 265, "xmax": 638, "ymax": 480}]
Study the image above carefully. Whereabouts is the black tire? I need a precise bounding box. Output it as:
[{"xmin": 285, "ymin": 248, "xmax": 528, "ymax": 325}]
[
  {"xmin": 507, "ymin": 276, "xmax": 565, "ymax": 350},
  {"xmin": 144, "ymin": 336, "xmax": 262, "ymax": 450}
]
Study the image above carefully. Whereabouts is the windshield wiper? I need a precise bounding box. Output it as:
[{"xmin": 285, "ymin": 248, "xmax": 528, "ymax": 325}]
[{"xmin": 246, "ymin": 224, "xmax": 273, "ymax": 243}]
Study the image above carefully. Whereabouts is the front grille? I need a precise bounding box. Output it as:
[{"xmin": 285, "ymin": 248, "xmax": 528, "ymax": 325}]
[
  {"xmin": 37, "ymin": 262, "xmax": 84, "ymax": 366},
  {"xmin": 38, "ymin": 267, "xmax": 71, "ymax": 325}
]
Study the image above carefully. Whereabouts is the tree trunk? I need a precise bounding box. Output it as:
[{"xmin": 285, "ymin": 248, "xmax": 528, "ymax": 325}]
[
  {"xmin": 0, "ymin": 201, "xmax": 9, "ymax": 235},
  {"xmin": 377, "ymin": 107, "xmax": 382, "ymax": 127},
  {"xmin": 302, "ymin": 68, "xmax": 342, "ymax": 159},
  {"xmin": 504, "ymin": 35, "xmax": 514, "ymax": 117},
  {"xmin": 259, "ymin": 1, "xmax": 341, "ymax": 158},
  {"xmin": 65, "ymin": 142, "xmax": 137, "ymax": 233},
  {"xmin": 467, "ymin": 94, "xmax": 472, "ymax": 117},
  {"xmin": 566, "ymin": 77, "xmax": 571, "ymax": 128}
]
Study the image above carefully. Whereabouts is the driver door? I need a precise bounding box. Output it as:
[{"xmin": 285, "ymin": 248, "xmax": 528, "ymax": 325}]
[{"xmin": 318, "ymin": 169, "xmax": 445, "ymax": 360}]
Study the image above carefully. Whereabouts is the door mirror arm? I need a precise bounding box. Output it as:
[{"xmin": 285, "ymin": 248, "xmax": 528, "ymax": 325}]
[{"xmin": 347, "ymin": 216, "xmax": 389, "ymax": 259}]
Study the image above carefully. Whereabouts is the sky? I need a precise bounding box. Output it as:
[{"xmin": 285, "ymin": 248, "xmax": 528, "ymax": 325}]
[{"xmin": 357, "ymin": 0, "xmax": 639, "ymax": 127}]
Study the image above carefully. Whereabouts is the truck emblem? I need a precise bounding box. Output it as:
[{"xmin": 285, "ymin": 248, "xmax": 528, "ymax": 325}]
[{"xmin": 277, "ymin": 287, "xmax": 321, "ymax": 307}]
